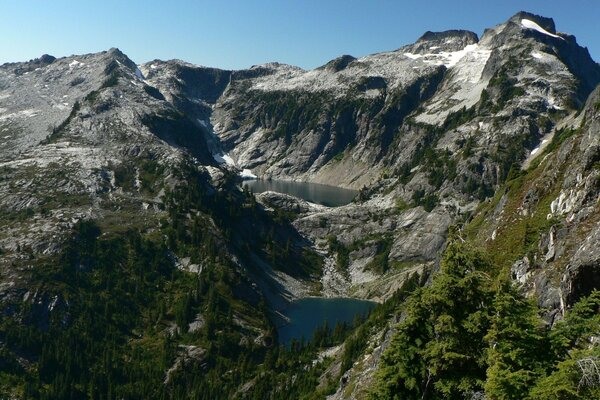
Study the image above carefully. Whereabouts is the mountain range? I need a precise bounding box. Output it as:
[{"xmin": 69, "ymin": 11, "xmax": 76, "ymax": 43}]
[{"xmin": 0, "ymin": 11, "xmax": 599, "ymax": 400}]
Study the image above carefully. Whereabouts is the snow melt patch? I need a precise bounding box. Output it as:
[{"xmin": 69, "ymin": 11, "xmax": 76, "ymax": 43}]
[
  {"xmin": 547, "ymin": 95, "xmax": 563, "ymax": 110},
  {"xmin": 240, "ymin": 169, "xmax": 257, "ymax": 179},
  {"xmin": 213, "ymin": 153, "xmax": 235, "ymax": 166},
  {"xmin": 521, "ymin": 19, "xmax": 564, "ymax": 40},
  {"xmin": 415, "ymin": 44, "xmax": 492, "ymax": 125},
  {"xmin": 69, "ymin": 60, "xmax": 83, "ymax": 68},
  {"xmin": 531, "ymin": 52, "xmax": 544, "ymax": 59},
  {"xmin": 530, "ymin": 139, "xmax": 548, "ymax": 155},
  {"xmin": 444, "ymin": 44, "xmax": 479, "ymax": 68},
  {"xmin": 404, "ymin": 44, "xmax": 479, "ymax": 68},
  {"xmin": 403, "ymin": 52, "xmax": 422, "ymax": 60}
]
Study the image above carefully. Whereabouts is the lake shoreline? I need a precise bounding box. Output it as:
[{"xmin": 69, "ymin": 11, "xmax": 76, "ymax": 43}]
[
  {"xmin": 242, "ymin": 179, "xmax": 358, "ymax": 207},
  {"xmin": 275, "ymin": 297, "xmax": 377, "ymax": 345}
]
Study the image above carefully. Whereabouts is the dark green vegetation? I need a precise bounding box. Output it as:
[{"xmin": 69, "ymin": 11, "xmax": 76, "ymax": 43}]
[
  {"xmin": 0, "ymin": 218, "xmax": 344, "ymax": 399},
  {"xmin": 0, "ymin": 149, "xmax": 431, "ymax": 399},
  {"xmin": 328, "ymin": 233, "xmax": 395, "ymax": 275},
  {"xmin": 3, "ymin": 108, "xmax": 599, "ymax": 400},
  {"xmin": 368, "ymin": 109, "xmax": 600, "ymax": 399},
  {"xmin": 1, "ymin": 135, "xmax": 598, "ymax": 400},
  {"xmin": 5, "ymin": 222, "xmax": 594, "ymax": 400},
  {"xmin": 0, "ymin": 161, "xmax": 330, "ymax": 399},
  {"xmin": 0, "ymin": 217, "xmax": 410, "ymax": 400},
  {"xmin": 370, "ymin": 236, "xmax": 600, "ymax": 400}
]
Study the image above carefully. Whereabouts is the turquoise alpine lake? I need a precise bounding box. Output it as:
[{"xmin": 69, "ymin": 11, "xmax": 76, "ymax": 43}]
[
  {"xmin": 277, "ymin": 297, "xmax": 376, "ymax": 345},
  {"xmin": 242, "ymin": 179, "xmax": 357, "ymax": 207}
]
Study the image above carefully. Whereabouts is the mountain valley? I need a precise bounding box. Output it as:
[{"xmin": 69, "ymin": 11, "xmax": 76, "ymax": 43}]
[{"xmin": 0, "ymin": 11, "xmax": 599, "ymax": 399}]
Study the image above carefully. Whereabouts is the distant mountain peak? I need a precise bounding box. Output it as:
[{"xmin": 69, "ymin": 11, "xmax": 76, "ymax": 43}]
[
  {"xmin": 509, "ymin": 11, "xmax": 557, "ymax": 33},
  {"xmin": 410, "ymin": 30, "xmax": 478, "ymax": 54},
  {"xmin": 103, "ymin": 47, "xmax": 138, "ymax": 73},
  {"xmin": 416, "ymin": 30, "xmax": 479, "ymax": 45},
  {"xmin": 317, "ymin": 54, "xmax": 357, "ymax": 72}
]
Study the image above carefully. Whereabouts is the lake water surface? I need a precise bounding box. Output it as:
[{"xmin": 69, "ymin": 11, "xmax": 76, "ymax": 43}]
[
  {"xmin": 277, "ymin": 297, "xmax": 376, "ymax": 345},
  {"xmin": 243, "ymin": 179, "xmax": 357, "ymax": 207}
]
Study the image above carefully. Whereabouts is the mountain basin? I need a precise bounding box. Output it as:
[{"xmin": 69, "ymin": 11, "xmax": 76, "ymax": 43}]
[
  {"xmin": 277, "ymin": 297, "xmax": 376, "ymax": 345},
  {"xmin": 242, "ymin": 179, "xmax": 357, "ymax": 207}
]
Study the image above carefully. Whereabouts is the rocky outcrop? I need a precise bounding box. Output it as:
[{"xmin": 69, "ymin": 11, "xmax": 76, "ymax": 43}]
[{"xmin": 469, "ymin": 83, "xmax": 600, "ymax": 321}]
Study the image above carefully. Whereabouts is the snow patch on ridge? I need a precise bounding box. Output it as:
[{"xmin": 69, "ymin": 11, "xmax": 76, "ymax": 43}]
[
  {"xmin": 531, "ymin": 52, "xmax": 544, "ymax": 59},
  {"xmin": 530, "ymin": 139, "xmax": 548, "ymax": 155},
  {"xmin": 69, "ymin": 60, "xmax": 84, "ymax": 69},
  {"xmin": 403, "ymin": 53, "xmax": 421, "ymax": 60},
  {"xmin": 403, "ymin": 44, "xmax": 479, "ymax": 68},
  {"xmin": 415, "ymin": 44, "xmax": 492, "ymax": 124},
  {"xmin": 521, "ymin": 19, "xmax": 564, "ymax": 40},
  {"xmin": 251, "ymin": 47, "xmax": 434, "ymax": 95}
]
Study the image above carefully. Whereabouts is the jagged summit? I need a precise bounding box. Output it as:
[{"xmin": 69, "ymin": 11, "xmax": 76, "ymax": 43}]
[
  {"xmin": 317, "ymin": 54, "xmax": 357, "ymax": 72},
  {"xmin": 101, "ymin": 47, "xmax": 139, "ymax": 73},
  {"xmin": 417, "ymin": 29, "xmax": 479, "ymax": 43},
  {"xmin": 412, "ymin": 29, "xmax": 479, "ymax": 53},
  {"xmin": 509, "ymin": 11, "xmax": 558, "ymax": 33},
  {"xmin": 481, "ymin": 11, "xmax": 567, "ymax": 45}
]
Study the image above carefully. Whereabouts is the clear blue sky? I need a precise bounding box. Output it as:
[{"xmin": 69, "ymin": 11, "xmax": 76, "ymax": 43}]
[{"xmin": 1, "ymin": 1, "xmax": 598, "ymax": 70}]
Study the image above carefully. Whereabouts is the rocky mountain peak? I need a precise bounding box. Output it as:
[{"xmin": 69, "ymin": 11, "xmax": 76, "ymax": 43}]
[
  {"xmin": 477, "ymin": 11, "xmax": 600, "ymax": 101},
  {"xmin": 509, "ymin": 11, "xmax": 557, "ymax": 33},
  {"xmin": 481, "ymin": 11, "xmax": 565, "ymax": 46},
  {"xmin": 4, "ymin": 53, "xmax": 57, "ymax": 76},
  {"xmin": 37, "ymin": 54, "xmax": 57, "ymax": 65},
  {"xmin": 317, "ymin": 54, "xmax": 357, "ymax": 72},
  {"xmin": 103, "ymin": 47, "xmax": 139, "ymax": 74},
  {"xmin": 413, "ymin": 29, "xmax": 479, "ymax": 53}
]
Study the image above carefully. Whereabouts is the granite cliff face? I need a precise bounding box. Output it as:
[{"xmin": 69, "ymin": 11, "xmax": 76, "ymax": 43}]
[{"xmin": 140, "ymin": 12, "xmax": 598, "ymax": 188}]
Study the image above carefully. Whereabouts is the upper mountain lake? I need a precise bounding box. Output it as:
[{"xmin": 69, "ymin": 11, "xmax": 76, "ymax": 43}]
[
  {"xmin": 242, "ymin": 179, "xmax": 357, "ymax": 207},
  {"xmin": 277, "ymin": 297, "xmax": 376, "ymax": 345}
]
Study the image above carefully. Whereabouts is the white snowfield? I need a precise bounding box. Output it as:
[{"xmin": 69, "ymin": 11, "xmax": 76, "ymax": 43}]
[
  {"xmin": 246, "ymin": 32, "xmax": 494, "ymax": 124},
  {"xmin": 240, "ymin": 169, "xmax": 257, "ymax": 179},
  {"xmin": 213, "ymin": 152, "xmax": 235, "ymax": 166},
  {"xmin": 213, "ymin": 151, "xmax": 257, "ymax": 179},
  {"xmin": 403, "ymin": 44, "xmax": 479, "ymax": 68},
  {"xmin": 521, "ymin": 19, "xmax": 564, "ymax": 40},
  {"xmin": 414, "ymin": 43, "xmax": 492, "ymax": 124}
]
